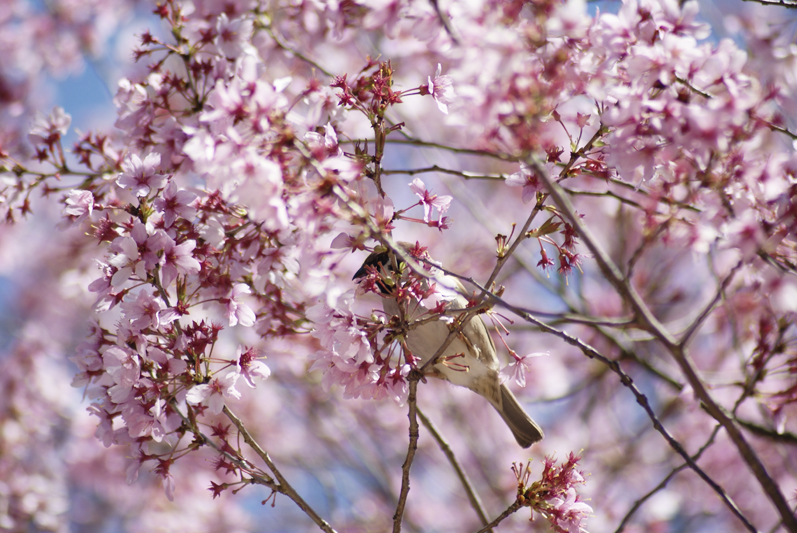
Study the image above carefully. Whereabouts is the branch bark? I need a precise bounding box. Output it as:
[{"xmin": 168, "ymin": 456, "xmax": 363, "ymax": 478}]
[
  {"xmin": 393, "ymin": 378, "xmax": 420, "ymax": 533},
  {"xmin": 223, "ymin": 406, "xmax": 339, "ymax": 533}
]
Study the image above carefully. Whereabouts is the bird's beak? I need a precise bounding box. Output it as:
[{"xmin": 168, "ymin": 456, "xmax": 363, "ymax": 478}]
[{"xmin": 352, "ymin": 264, "xmax": 369, "ymax": 280}]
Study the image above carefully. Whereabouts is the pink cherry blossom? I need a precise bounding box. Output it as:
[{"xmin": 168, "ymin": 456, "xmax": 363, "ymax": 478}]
[
  {"xmin": 28, "ymin": 106, "xmax": 71, "ymax": 147},
  {"xmin": 101, "ymin": 346, "xmax": 140, "ymax": 404},
  {"xmin": 185, "ymin": 368, "xmax": 242, "ymax": 415},
  {"xmin": 215, "ymin": 13, "xmax": 253, "ymax": 58},
  {"xmin": 107, "ymin": 222, "xmax": 153, "ymax": 286},
  {"xmin": 63, "ymin": 189, "xmax": 93, "ymax": 223},
  {"xmin": 304, "ymin": 123, "xmax": 343, "ymax": 160},
  {"xmin": 153, "ymin": 181, "xmax": 197, "ymax": 228},
  {"xmin": 117, "ymin": 153, "xmax": 167, "ymax": 197},
  {"xmin": 500, "ymin": 351, "xmax": 549, "ymax": 388},
  {"xmin": 120, "ymin": 290, "xmax": 165, "ymax": 330},
  {"xmin": 409, "ymin": 177, "xmax": 452, "ymax": 227},
  {"xmin": 160, "ymin": 238, "xmax": 201, "ymax": 287},
  {"xmin": 236, "ymin": 347, "xmax": 271, "ymax": 388},
  {"xmin": 506, "ymin": 162, "xmax": 545, "ymax": 204},
  {"xmin": 224, "ymin": 284, "xmax": 256, "ymax": 328},
  {"xmin": 548, "ymin": 488, "xmax": 593, "ymax": 533},
  {"xmin": 428, "ymin": 63, "xmax": 456, "ymax": 114}
]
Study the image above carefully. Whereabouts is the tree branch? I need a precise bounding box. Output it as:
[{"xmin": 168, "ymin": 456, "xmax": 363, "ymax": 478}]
[
  {"xmin": 510, "ymin": 304, "xmax": 758, "ymax": 532},
  {"xmin": 393, "ymin": 378, "xmax": 420, "ymax": 532},
  {"xmin": 384, "ymin": 138, "xmax": 516, "ymax": 160},
  {"xmin": 740, "ymin": 0, "xmax": 797, "ymax": 8},
  {"xmin": 415, "ymin": 261, "xmax": 758, "ymax": 532},
  {"xmin": 614, "ymin": 424, "xmax": 722, "ymax": 532},
  {"xmin": 382, "ymin": 165, "xmax": 507, "ymax": 181},
  {"xmin": 679, "ymin": 260, "xmax": 744, "ymax": 346},
  {"xmin": 533, "ymin": 158, "xmax": 796, "ymax": 533},
  {"xmin": 474, "ymin": 500, "xmax": 524, "ymax": 533},
  {"xmin": 223, "ymin": 406, "xmax": 338, "ymax": 533},
  {"xmin": 736, "ymin": 419, "xmax": 797, "ymax": 445}
]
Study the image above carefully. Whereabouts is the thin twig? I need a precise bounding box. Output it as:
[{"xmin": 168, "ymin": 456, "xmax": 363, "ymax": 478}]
[
  {"xmin": 477, "ymin": 126, "xmax": 606, "ymax": 300},
  {"xmin": 393, "ymin": 378, "xmax": 420, "ymax": 533},
  {"xmin": 679, "ymin": 260, "xmax": 744, "ymax": 346},
  {"xmin": 736, "ymin": 419, "xmax": 797, "ymax": 445},
  {"xmin": 674, "ymin": 75, "xmax": 713, "ymax": 99},
  {"xmin": 171, "ymin": 401, "xmax": 273, "ymax": 483},
  {"xmin": 382, "ymin": 165, "xmax": 507, "ymax": 181},
  {"xmin": 172, "ymin": 402, "xmax": 339, "ymax": 531},
  {"xmin": 556, "ymin": 314, "xmax": 637, "ymax": 327},
  {"xmin": 607, "ymin": 176, "xmax": 702, "ymax": 212},
  {"xmin": 563, "ymin": 187, "xmax": 646, "ymax": 211},
  {"xmin": 428, "ymin": 0, "xmax": 460, "ymax": 44},
  {"xmin": 740, "ymin": 0, "xmax": 797, "ymax": 8},
  {"xmin": 417, "ymin": 407, "xmax": 490, "ymax": 527},
  {"xmin": 474, "ymin": 500, "xmax": 524, "ymax": 533},
  {"xmin": 223, "ymin": 406, "xmax": 338, "ymax": 533},
  {"xmin": 384, "ymin": 138, "xmax": 517, "ymax": 160},
  {"xmin": 261, "ymin": 24, "xmax": 334, "ymax": 78},
  {"xmin": 765, "ymin": 122, "xmax": 797, "ymax": 140},
  {"xmin": 614, "ymin": 424, "xmax": 722, "ymax": 532}
]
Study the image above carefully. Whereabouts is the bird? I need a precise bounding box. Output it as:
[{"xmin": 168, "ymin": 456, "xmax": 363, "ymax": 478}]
[{"xmin": 353, "ymin": 242, "xmax": 543, "ymax": 448}]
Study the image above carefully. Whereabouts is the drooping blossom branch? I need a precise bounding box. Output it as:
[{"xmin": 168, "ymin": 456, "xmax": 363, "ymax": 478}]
[{"xmin": 534, "ymin": 159, "xmax": 796, "ymax": 532}]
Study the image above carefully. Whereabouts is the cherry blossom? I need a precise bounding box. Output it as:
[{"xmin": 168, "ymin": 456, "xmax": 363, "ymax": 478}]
[
  {"xmin": 117, "ymin": 153, "xmax": 167, "ymax": 197},
  {"xmin": 501, "ymin": 351, "xmax": 550, "ymax": 388},
  {"xmin": 153, "ymin": 181, "xmax": 197, "ymax": 228},
  {"xmin": 427, "ymin": 63, "xmax": 456, "ymax": 114},
  {"xmin": 159, "ymin": 237, "xmax": 201, "ymax": 287},
  {"xmin": 224, "ymin": 284, "xmax": 256, "ymax": 328},
  {"xmin": 236, "ymin": 347, "xmax": 271, "ymax": 388},
  {"xmin": 186, "ymin": 369, "xmax": 242, "ymax": 416},
  {"xmin": 62, "ymin": 189, "xmax": 93, "ymax": 224},
  {"xmin": 28, "ymin": 106, "xmax": 71, "ymax": 148},
  {"xmin": 408, "ymin": 177, "xmax": 452, "ymax": 227},
  {"xmin": 506, "ymin": 162, "xmax": 544, "ymax": 204},
  {"xmin": 214, "ymin": 13, "xmax": 253, "ymax": 58}
]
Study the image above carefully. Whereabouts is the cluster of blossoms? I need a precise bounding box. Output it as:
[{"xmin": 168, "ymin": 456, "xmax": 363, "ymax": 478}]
[
  {"xmin": 513, "ymin": 454, "xmax": 592, "ymax": 533},
  {"xmin": 308, "ymin": 289, "xmax": 410, "ymax": 402},
  {"xmin": 476, "ymin": 0, "xmax": 797, "ymax": 431},
  {"xmin": 8, "ymin": 0, "xmax": 376, "ymax": 501},
  {"xmin": 0, "ymin": 0, "xmax": 139, "ymax": 165},
  {"xmin": 4, "ymin": 0, "xmax": 499, "ymax": 513}
]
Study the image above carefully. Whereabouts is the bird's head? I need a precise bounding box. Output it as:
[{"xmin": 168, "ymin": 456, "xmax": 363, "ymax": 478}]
[{"xmin": 352, "ymin": 241, "xmax": 428, "ymax": 294}]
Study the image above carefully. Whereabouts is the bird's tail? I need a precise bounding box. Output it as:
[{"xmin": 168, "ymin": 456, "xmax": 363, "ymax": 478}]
[{"xmin": 496, "ymin": 384, "xmax": 544, "ymax": 448}]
